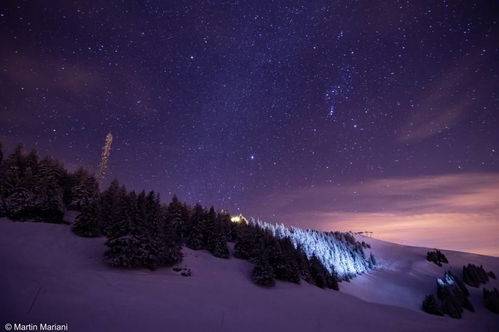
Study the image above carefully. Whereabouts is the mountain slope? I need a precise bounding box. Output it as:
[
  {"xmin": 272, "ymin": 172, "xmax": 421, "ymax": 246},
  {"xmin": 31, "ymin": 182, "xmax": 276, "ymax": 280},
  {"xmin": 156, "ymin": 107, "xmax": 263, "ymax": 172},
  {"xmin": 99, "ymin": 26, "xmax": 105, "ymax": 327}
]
[
  {"xmin": 341, "ymin": 236, "xmax": 499, "ymax": 315},
  {"xmin": 0, "ymin": 219, "xmax": 498, "ymax": 332}
]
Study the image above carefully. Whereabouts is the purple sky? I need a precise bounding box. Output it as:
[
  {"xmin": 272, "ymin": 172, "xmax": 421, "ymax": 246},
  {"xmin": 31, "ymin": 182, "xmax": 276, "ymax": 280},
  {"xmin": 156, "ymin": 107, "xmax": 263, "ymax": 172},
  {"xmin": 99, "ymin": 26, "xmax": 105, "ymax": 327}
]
[{"xmin": 1, "ymin": 1, "xmax": 498, "ymax": 255}]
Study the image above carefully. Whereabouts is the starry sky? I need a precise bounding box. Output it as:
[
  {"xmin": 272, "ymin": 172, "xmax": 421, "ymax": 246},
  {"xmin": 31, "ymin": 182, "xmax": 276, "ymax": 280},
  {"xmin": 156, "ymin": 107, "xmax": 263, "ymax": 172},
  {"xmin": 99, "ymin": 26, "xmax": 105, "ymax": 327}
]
[{"xmin": 1, "ymin": 1, "xmax": 498, "ymax": 255}]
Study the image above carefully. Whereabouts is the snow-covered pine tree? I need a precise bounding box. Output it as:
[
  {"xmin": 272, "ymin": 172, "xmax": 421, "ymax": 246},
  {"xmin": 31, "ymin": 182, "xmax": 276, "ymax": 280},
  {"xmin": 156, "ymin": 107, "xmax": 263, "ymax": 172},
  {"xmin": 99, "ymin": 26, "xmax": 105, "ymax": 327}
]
[
  {"xmin": 104, "ymin": 187, "xmax": 183, "ymax": 269},
  {"xmin": 0, "ymin": 147, "xmax": 36, "ymax": 219},
  {"xmin": 185, "ymin": 204, "xmax": 206, "ymax": 250},
  {"xmin": 106, "ymin": 191, "xmax": 135, "ymax": 240},
  {"xmin": 165, "ymin": 195, "xmax": 190, "ymax": 242},
  {"xmin": 157, "ymin": 213, "xmax": 183, "ymax": 266},
  {"xmin": 251, "ymin": 251, "xmax": 275, "ymax": 287},
  {"xmin": 145, "ymin": 191, "xmax": 161, "ymax": 230},
  {"xmin": 99, "ymin": 180, "xmax": 126, "ymax": 236},
  {"xmin": 69, "ymin": 168, "xmax": 99, "ymax": 210},
  {"xmin": 483, "ymin": 288, "xmax": 499, "ymax": 314},
  {"xmin": 422, "ymin": 295, "xmax": 444, "ymax": 316},
  {"xmin": 105, "ymin": 234, "xmax": 156, "ymax": 269},
  {"xmin": 463, "ymin": 264, "xmax": 489, "ymax": 288},
  {"xmin": 234, "ymin": 223, "xmax": 255, "ymax": 260},
  {"xmin": 72, "ymin": 201, "xmax": 101, "ymax": 237},
  {"xmin": 295, "ymin": 246, "xmax": 313, "ymax": 283},
  {"xmin": 31, "ymin": 157, "xmax": 65, "ymax": 223},
  {"xmin": 268, "ymin": 237, "xmax": 300, "ymax": 284},
  {"xmin": 369, "ymin": 252, "xmax": 377, "ymax": 268},
  {"xmin": 4, "ymin": 186, "xmax": 32, "ymax": 220},
  {"xmin": 205, "ymin": 207, "xmax": 229, "ymax": 258},
  {"xmin": 249, "ymin": 218, "xmax": 373, "ymax": 279},
  {"xmin": 436, "ymin": 271, "xmax": 473, "ymax": 318},
  {"xmin": 308, "ymin": 255, "xmax": 329, "ymax": 289},
  {"xmin": 0, "ymin": 146, "xmax": 26, "ymax": 204}
]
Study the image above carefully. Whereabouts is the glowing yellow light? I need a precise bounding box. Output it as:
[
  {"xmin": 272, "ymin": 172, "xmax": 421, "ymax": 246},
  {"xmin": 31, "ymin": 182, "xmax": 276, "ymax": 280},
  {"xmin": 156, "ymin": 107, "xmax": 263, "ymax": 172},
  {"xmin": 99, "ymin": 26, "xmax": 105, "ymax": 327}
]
[{"xmin": 230, "ymin": 215, "xmax": 248, "ymax": 224}]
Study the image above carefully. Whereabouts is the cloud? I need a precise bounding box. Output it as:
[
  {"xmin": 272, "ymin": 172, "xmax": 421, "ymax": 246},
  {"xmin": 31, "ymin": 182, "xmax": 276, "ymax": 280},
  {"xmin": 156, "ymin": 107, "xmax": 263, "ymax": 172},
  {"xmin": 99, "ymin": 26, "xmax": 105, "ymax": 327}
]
[
  {"xmin": 247, "ymin": 173, "xmax": 499, "ymax": 256},
  {"xmin": 397, "ymin": 48, "xmax": 495, "ymax": 144},
  {"xmin": 397, "ymin": 67, "xmax": 469, "ymax": 143}
]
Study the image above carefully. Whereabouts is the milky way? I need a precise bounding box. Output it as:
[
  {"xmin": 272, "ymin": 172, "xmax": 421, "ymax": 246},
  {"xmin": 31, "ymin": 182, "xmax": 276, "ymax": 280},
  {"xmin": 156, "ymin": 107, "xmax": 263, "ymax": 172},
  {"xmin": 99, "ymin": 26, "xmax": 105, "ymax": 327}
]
[{"xmin": 1, "ymin": 1, "xmax": 498, "ymax": 253}]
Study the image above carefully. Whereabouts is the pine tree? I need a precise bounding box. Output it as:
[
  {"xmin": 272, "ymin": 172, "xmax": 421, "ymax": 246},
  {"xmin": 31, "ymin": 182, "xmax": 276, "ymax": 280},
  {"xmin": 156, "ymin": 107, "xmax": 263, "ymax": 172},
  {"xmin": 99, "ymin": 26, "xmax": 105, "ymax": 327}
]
[
  {"xmin": 1, "ymin": 146, "xmax": 27, "ymax": 214},
  {"xmin": 295, "ymin": 247, "xmax": 313, "ymax": 283},
  {"xmin": 422, "ymin": 295, "xmax": 444, "ymax": 316},
  {"xmin": 463, "ymin": 264, "xmax": 489, "ymax": 288},
  {"xmin": 211, "ymin": 237, "xmax": 230, "ymax": 258},
  {"xmin": 217, "ymin": 210, "xmax": 233, "ymax": 240},
  {"xmin": 145, "ymin": 191, "xmax": 161, "ymax": 230},
  {"xmin": 100, "ymin": 180, "xmax": 125, "ymax": 236},
  {"xmin": 165, "ymin": 195, "xmax": 189, "ymax": 242},
  {"xmin": 4, "ymin": 186, "xmax": 32, "ymax": 220},
  {"xmin": 157, "ymin": 214, "xmax": 183, "ymax": 266},
  {"xmin": 426, "ymin": 249, "xmax": 448, "ymax": 266},
  {"xmin": 234, "ymin": 224, "xmax": 255, "ymax": 260},
  {"xmin": 205, "ymin": 207, "xmax": 229, "ymax": 258},
  {"xmin": 72, "ymin": 201, "xmax": 101, "ymax": 237},
  {"xmin": 104, "ymin": 192, "xmax": 183, "ymax": 270},
  {"xmin": 483, "ymin": 288, "xmax": 499, "ymax": 314},
  {"xmin": 269, "ymin": 238, "xmax": 300, "ymax": 284},
  {"xmin": 309, "ymin": 255, "xmax": 329, "ymax": 288},
  {"xmin": 438, "ymin": 286, "xmax": 463, "ymax": 319},
  {"xmin": 436, "ymin": 271, "xmax": 473, "ymax": 318},
  {"xmin": 69, "ymin": 168, "xmax": 99, "ymax": 210},
  {"xmin": 251, "ymin": 252, "xmax": 275, "ymax": 287},
  {"xmin": 105, "ymin": 234, "xmax": 153, "ymax": 269},
  {"xmin": 304, "ymin": 254, "xmax": 339, "ymax": 290},
  {"xmin": 369, "ymin": 252, "xmax": 377, "ymax": 268},
  {"xmin": 436, "ymin": 250, "xmax": 448, "ymax": 264},
  {"xmin": 326, "ymin": 270, "xmax": 340, "ymax": 290},
  {"xmin": 31, "ymin": 157, "xmax": 65, "ymax": 223},
  {"xmin": 185, "ymin": 204, "xmax": 206, "ymax": 250}
]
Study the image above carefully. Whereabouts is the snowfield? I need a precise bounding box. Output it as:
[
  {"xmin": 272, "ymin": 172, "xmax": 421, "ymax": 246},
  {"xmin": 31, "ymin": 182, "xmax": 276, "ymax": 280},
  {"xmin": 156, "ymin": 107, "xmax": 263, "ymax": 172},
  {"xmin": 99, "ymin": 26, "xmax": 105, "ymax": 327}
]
[{"xmin": 0, "ymin": 219, "xmax": 498, "ymax": 332}]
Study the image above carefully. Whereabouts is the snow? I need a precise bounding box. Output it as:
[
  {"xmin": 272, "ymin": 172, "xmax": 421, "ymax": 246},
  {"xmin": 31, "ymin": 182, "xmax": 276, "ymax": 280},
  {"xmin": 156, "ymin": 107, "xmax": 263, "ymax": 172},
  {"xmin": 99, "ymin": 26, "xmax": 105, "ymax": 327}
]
[
  {"xmin": 249, "ymin": 218, "xmax": 371, "ymax": 278},
  {"xmin": 1, "ymin": 219, "xmax": 498, "ymax": 331},
  {"xmin": 341, "ymin": 236, "xmax": 499, "ymax": 316}
]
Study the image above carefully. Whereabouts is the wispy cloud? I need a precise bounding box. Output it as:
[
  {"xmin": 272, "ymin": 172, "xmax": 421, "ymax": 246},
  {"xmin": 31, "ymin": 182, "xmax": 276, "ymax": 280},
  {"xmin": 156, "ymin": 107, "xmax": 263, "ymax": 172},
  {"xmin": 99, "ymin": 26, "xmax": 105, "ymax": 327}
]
[
  {"xmin": 247, "ymin": 173, "xmax": 499, "ymax": 256},
  {"xmin": 397, "ymin": 49, "xmax": 495, "ymax": 144}
]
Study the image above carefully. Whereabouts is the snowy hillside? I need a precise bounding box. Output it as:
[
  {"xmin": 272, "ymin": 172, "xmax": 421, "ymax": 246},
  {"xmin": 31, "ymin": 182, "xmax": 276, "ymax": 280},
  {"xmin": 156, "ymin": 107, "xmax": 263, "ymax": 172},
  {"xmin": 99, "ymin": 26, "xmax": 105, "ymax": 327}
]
[{"xmin": 1, "ymin": 219, "xmax": 498, "ymax": 332}]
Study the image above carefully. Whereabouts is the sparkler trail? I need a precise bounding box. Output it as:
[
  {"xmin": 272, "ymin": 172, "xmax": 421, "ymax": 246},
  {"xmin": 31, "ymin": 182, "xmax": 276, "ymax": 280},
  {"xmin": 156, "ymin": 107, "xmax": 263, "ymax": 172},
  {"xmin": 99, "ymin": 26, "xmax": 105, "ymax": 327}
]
[{"xmin": 96, "ymin": 133, "xmax": 113, "ymax": 185}]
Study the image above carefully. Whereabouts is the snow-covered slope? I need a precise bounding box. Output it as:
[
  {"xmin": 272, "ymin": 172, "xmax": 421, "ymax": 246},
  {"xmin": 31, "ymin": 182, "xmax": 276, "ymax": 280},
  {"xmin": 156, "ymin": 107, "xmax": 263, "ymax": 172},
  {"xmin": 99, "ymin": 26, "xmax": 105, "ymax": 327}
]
[
  {"xmin": 0, "ymin": 219, "xmax": 498, "ymax": 332},
  {"xmin": 341, "ymin": 236, "xmax": 499, "ymax": 315}
]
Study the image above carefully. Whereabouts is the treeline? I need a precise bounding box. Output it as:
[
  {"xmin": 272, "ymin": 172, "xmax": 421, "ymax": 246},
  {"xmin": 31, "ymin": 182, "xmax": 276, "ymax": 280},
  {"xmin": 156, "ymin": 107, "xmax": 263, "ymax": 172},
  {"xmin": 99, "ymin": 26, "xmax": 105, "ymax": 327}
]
[
  {"xmin": 0, "ymin": 144, "xmax": 98, "ymax": 223},
  {"xmin": 251, "ymin": 220, "xmax": 375, "ymax": 279},
  {"xmin": 74, "ymin": 181, "xmax": 187, "ymax": 269},
  {"xmin": 76, "ymin": 182, "xmax": 340, "ymax": 289},
  {"xmin": 235, "ymin": 223, "xmax": 339, "ymax": 289},
  {"xmin": 0, "ymin": 144, "xmax": 340, "ymax": 290}
]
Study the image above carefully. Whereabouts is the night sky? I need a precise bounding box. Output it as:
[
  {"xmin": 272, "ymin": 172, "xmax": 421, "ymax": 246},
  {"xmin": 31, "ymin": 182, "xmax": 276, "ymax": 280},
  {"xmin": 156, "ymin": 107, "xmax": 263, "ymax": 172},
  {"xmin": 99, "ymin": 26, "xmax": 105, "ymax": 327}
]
[{"xmin": 1, "ymin": 1, "xmax": 498, "ymax": 254}]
